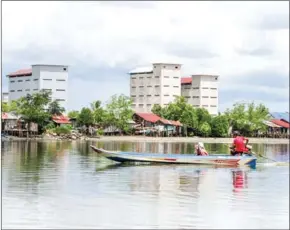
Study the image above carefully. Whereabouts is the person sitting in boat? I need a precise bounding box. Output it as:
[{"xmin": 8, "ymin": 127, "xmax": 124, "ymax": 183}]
[
  {"xmin": 195, "ymin": 142, "xmax": 209, "ymax": 156},
  {"xmin": 230, "ymin": 131, "xmax": 249, "ymax": 156}
]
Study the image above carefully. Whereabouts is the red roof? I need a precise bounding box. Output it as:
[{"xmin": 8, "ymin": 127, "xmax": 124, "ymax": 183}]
[
  {"xmin": 181, "ymin": 77, "xmax": 192, "ymax": 84},
  {"xmin": 271, "ymin": 119, "xmax": 290, "ymax": 128},
  {"xmin": 52, "ymin": 114, "xmax": 71, "ymax": 124},
  {"xmin": 7, "ymin": 68, "xmax": 32, "ymax": 77},
  {"xmin": 135, "ymin": 113, "xmax": 161, "ymax": 123}
]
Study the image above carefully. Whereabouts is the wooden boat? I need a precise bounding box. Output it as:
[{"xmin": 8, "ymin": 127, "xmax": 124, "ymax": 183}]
[{"xmin": 90, "ymin": 145, "xmax": 257, "ymax": 168}]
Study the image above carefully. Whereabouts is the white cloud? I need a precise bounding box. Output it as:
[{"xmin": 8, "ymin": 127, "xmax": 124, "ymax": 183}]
[{"xmin": 2, "ymin": 1, "xmax": 289, "ymax": 112}]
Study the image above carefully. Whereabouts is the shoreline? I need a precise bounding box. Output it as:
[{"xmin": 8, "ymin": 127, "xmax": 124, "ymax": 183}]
[{"xmin": 2, "ymin": 135, "xmax": 289, "ymax": 144}]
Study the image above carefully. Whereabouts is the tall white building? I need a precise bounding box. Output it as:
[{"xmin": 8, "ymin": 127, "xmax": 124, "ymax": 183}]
[
  {"xmin": 6, "ymin": 64, "xmax": 69, "ymax": 112},
  {"xmin": 2, "ymin": 92, "xmax": 9, "ymax": 103},
  {"xmin": 129, "ymin": 63, "xmax": 182, "ymax": 113},
  {"xmin": 181, "ymin": 75, "xmax": 219, "ymax": 115}
]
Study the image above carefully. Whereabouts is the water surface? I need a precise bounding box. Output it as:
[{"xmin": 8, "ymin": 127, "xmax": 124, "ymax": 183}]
[{"xmin": 2, "ymin": 140, "xmax": 289, "ymax": 229}]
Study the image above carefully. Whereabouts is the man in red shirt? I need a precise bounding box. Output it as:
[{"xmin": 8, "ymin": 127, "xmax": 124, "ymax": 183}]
[{"xmin": 230, "ymin": 131, "xmax": 249, "ymax": 156}]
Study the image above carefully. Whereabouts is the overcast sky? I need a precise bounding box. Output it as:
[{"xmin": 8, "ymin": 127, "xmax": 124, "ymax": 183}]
[{"xmin": 2, "ymin": 1, "xmax": 289, "ymax": 112}]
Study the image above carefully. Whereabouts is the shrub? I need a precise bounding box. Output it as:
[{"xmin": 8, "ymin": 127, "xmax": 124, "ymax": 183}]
[{"xmin": 55, "ymin": 126, "xmax": 71, "ymax": 135}]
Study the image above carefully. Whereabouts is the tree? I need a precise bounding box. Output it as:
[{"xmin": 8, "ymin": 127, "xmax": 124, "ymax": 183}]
[
  {"xmin": 77, "ymin": 108, "xmax": 94, "ymax": 127},
  {"xmin": 16, "ymin": 90, "xmax": 52, "ymax": 133},
  {"xmin": 211, "ymin": 115, "xmax": 229, "ymax": 137},
  {"xmin": 47, "ymin": 100, "xmax": 65, "ymax": 115},
  {"xmin": 198, "ymin": 122, "xmax": 212, "ymax": 137},
  {"xmin": 91, "ymin": 100, "xmax": 107, "ymax": 126},
  {"xmin": 163, "ymin": 96, "xmax": 188, "ymax": 121},
  {"xmin": 151, "ymin": 104, "xmax": 164, "ymax": 117},
  {"xmin": 2, "ymin": 101, "xmax": 18, "ymax": 113},
  {"xmin": 224, "ymin": 101, "xmax": 269, "ymax": 136},
  {"xmin": 68, "ymin": 110, "xmax": 79, "ymax": 119},
  {"xmin": 105, "ymin": 94, "xmax": 134, "ymax": 134}
]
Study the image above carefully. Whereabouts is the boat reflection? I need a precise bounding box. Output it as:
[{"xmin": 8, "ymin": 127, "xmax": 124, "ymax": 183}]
[{"xmin": 232, "ymin": 169, "xmax": 249, "ymax": 193}]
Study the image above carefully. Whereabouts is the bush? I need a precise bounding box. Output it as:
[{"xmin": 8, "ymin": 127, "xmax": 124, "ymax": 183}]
[
  {"xmin": 54, "ymin": 126, "xmax": 71, "ymax": 135},
  {"xmin": 45, "ymin": 122, "xmax": 56, "ymax": 130},
  {"xmin": 97, "ymin": 129, "xmax": 104, "ymax": 136}
]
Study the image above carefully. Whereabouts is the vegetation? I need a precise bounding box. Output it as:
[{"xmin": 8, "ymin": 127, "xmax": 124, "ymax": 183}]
[{"xmin": 4, "ymin": 90, "xmax": 271, "ymax": 137}]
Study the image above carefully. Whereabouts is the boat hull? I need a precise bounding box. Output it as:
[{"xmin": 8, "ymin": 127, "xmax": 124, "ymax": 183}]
[{"xmin": 90, "ymin": 146, "xmax": 257, "ymax": 168}]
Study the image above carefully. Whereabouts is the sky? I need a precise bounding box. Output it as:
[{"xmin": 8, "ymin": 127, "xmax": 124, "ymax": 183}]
[{"xmin": 2, "ymin": 1, "xmax": 289, "ymax": 112}]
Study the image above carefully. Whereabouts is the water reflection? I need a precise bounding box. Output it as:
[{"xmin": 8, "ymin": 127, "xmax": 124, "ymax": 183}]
[{"xmin": 2, "ymin": 140, "xmax": 289, "ymax": 229}]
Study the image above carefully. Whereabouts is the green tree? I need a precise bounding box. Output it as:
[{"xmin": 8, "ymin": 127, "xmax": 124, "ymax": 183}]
[
  {"xmin": 198, "ymin": 122, "xmax": 212, "ymax": 137},
  {"xmin": 163, "ymin": 96, "xmax": 187, "ymax": 121},
  {"xmin": 105, "ymin": 94, "xmax": 134, "ymax": 133},
  {"xmin": 224, "ymin": 101, "xmax": 269, "ymax": 136},
  {"xmin": 77, "ymin": 108, "xmax": 94, "ymax": 127},
  {"xmin": 91, "ymin": 100, "xmax": 107, "ymax": 125},
  {"xmin": 2, "ymin": 101, "xmax": 18, "ymax": 113},
  {"xmin": 68, "ymin": 110, "xmax": 79, "ymax": 119},
  {"xmin": 47, "ymin": 100, "xmax": 65, "ymax": 115},
  {"xmin": 151, "ymin": 104, "xmax": 164, "ymax": 117},
  {"xmin": 211, "ymin": 115, "xmax": 229, "ymax": 137},
  {"xmin": 16, "ymin": 90, "xmax": 52, "ymax": 133}
]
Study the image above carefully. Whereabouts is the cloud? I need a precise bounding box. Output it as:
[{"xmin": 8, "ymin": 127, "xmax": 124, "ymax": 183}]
[{"xmin": 2, "ymin": 1, "xmax": 289, "ymax": 112}]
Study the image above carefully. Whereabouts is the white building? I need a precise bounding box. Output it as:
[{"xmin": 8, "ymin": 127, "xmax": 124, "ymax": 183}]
[
  {"xmin": 2, "ymin": 92, "xmax": 9, "ymax": 103},
  {"xmin": 6, "ymin": 64, "xmax": 69, "ymax": 112},
  {"xmin": 181, "ymin": 75, "xmax": 219, "ymax": 115},
  {"xmin": 129, "ymin": 63, "xmax": 182, "ymax": 113}
]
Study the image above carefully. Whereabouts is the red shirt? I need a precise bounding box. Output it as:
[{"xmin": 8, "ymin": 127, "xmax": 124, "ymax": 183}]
[{"xmin": 233, "ymin": 136, "xmax": 247, "ymax": 152}]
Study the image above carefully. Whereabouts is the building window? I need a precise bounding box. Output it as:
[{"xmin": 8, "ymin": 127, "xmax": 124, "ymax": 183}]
[
  {"xmin": 211, "ymin": 88, "xmax": 217, "ymax": 90},
  {"xmin": 147, "ymin": 104, "xmax": 152, "ymax": 106},
  {"xmin": 164, "ymin": 76, "xmax": 169, "ymax": 78},
  {"xmin": 147, "ymin": 76, "xmax": 152, "ymax": 79},
  {"xmin": 43, "ymin": 89, "xmax": 52, "ymax": 91},
  {"xmin": 184, "ymin": 87, "xmax": 191, "ymax": 90},
  {"xmin": 139, "ymin": 86, "xmax": 144, "ymax": 88},
  {"xmin": 132, "ymin": 104, "xmax": 136, "ymax": 107},
  {"xmin": 163, "ymin": 85, "xmax": 170, "ymax": 87},
  {"xmin": 43, "ymin": 79, "xmax": 52, "ymax": 81},
  {"xmin": 10, "ymin": 90, "xmax": 15, "ymax": 92},
  {"xmin": 147, "ymin": 85, "xmax": 152, "ymax": 88},
  {"xmin": 140, "ymin": 77, "xmax": 144, "ymax": 79},
  {"xmin": 192, "ymin": 96, "xmax": 199, "ymax": 98},
  {"xmin": 202, "ymin": 87, "xmax": 209, "ymax": 89},
  {"xmin": 202, "ymin": 96, "xmax": 209, "ymax": 98},
  {"xmin": 173, "ymin": 86, "xmax": 179, "ymax": 88},
  {"xmin": 56, "ymin": 79, "xmax": 66, "ymax": 81},
  {"xmin": 10, "ymin": 81, "xmax": 15, "ymax": 83},
  {"xmin": 193, "ymin": 87, "xmax": 199, "ymax": 89},
  {"xmin": 185, "ymin": 96, "xmax": 190, "ymax": 98},
  {"xmin": 202, "ymin": 105, "xmax": 208, "ymax": 107},
  {"xmin": 131, "ymin": 77, "xmax": 136, "ymax": 79},
  {"xmin": 26, "ymin": 79, "xmax": 30, "ymax": 82},
  {"xmin": 210, "ymin": 105, "xmax": 217, "ymax": 107},
  {"xmin": 139, "ymin": 95, "xmax": 144, "ymax": 97},
  {"xmin": 139, "ymin": 104, "xmax": 144, "ymax": 107},
  {"xmin": 155, "ymin": 94, "xmax": 160, "ymax": 96},
  {"xmin": 155, "ymin": 85, "xmax": 160, "ymax": 87},
  {"xmin": 33, "ymin": 89, "xmax": 38, "ymax": 91},
  {"xmin": 164, "ymin": 94, "xmax": 170, "ymax": 97},
  {"xmin": 132, "ymin": 86, "xmax": 136, "ymax": 88},
  {"xmin": 175, "ymin": 66, "xmax": 179, "ymax": 69},
  {"xmin": 211, "ymin": 96, "xmax": 217, "ymax": 98},
  {"xmin": 17, "ymin": 90, "xmax": 22, "ymax": 92},
  {"xmin": 56, "ymin": 89, "xmax": 65, "ymax": 91},
  {"xmin": 33, "ymin": 79, "xmax": 38, "ymax": 81},
  {"xmin": 173, "ymin": 76, "xmax": 179, "ymax": 79},
  {"xmin": 147, "ymin": 95, "xmax": 152, "ymax": 97},
  {"xmin": 63, "ymin": 68, "xmax": 67, "ymax": 71},
  {"xmin": 131, "ymin": 95, "xmax": 136, "ymax": 97},
  {"xmin": 154, "ymin": 76, "xmax": 159, "ymax": 78},
  {"xmin": 56, "ymin": 99, "xmax": 65, "ymax": 102},
  {"xmin": 25, "ymin": 89, "xmax": 30, "ymax": 91},
  {"xmin": 18, "ymin": 80, "xmax": 23, "ymax": 82},
  {"xmin": 215, "ymin": 77, "xmax": 218, "ymax": 80}
]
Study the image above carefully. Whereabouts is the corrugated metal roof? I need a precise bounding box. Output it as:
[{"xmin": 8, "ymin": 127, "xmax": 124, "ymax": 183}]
[
  {"xmin": 181, "ymin": 77, "xmax": 192, "ymax": 84},
  {"xmin": 7, "ymin": 68, "xmax": 32, "ymax": 77},
  {"xmin": 129, "ymin": 66, "xmax": 153, "ymax": 74},
  {"xmin": 2, "ymin": 112, "xmax": 21, "ymax": 120},
  {"xmin": 270, "ymin": 112, "xmax": 289, "ymax": 123},
  {"xmin": 135, "ymin": 113, "xmax": 161, "ymax": 123},
  {"xmin": 263, "ymin": 120, "xmax": 281, "ymax": 128},
  {"xmin": 52, "ymin": 114, "xmax": 71, "ymax": 124},
  {"xmin": 271, "ymin": 119, "xmax": 290, "ymax": 128}
]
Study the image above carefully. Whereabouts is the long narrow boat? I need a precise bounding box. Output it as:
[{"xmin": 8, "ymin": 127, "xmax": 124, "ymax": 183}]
[{"xmin": 90, "ymin": 145, "xmax": 257, "ymax": 168}]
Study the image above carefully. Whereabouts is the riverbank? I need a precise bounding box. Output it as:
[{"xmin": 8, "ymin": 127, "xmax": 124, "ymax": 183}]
[{"xmin": 2, "ymin": 135, "xmax": 289, "ymax": 144}]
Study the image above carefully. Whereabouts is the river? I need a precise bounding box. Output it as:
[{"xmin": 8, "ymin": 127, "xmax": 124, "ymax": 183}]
[{"xmin": 1, "ymin": 140, "xmax": 289, "ymax": 229}]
